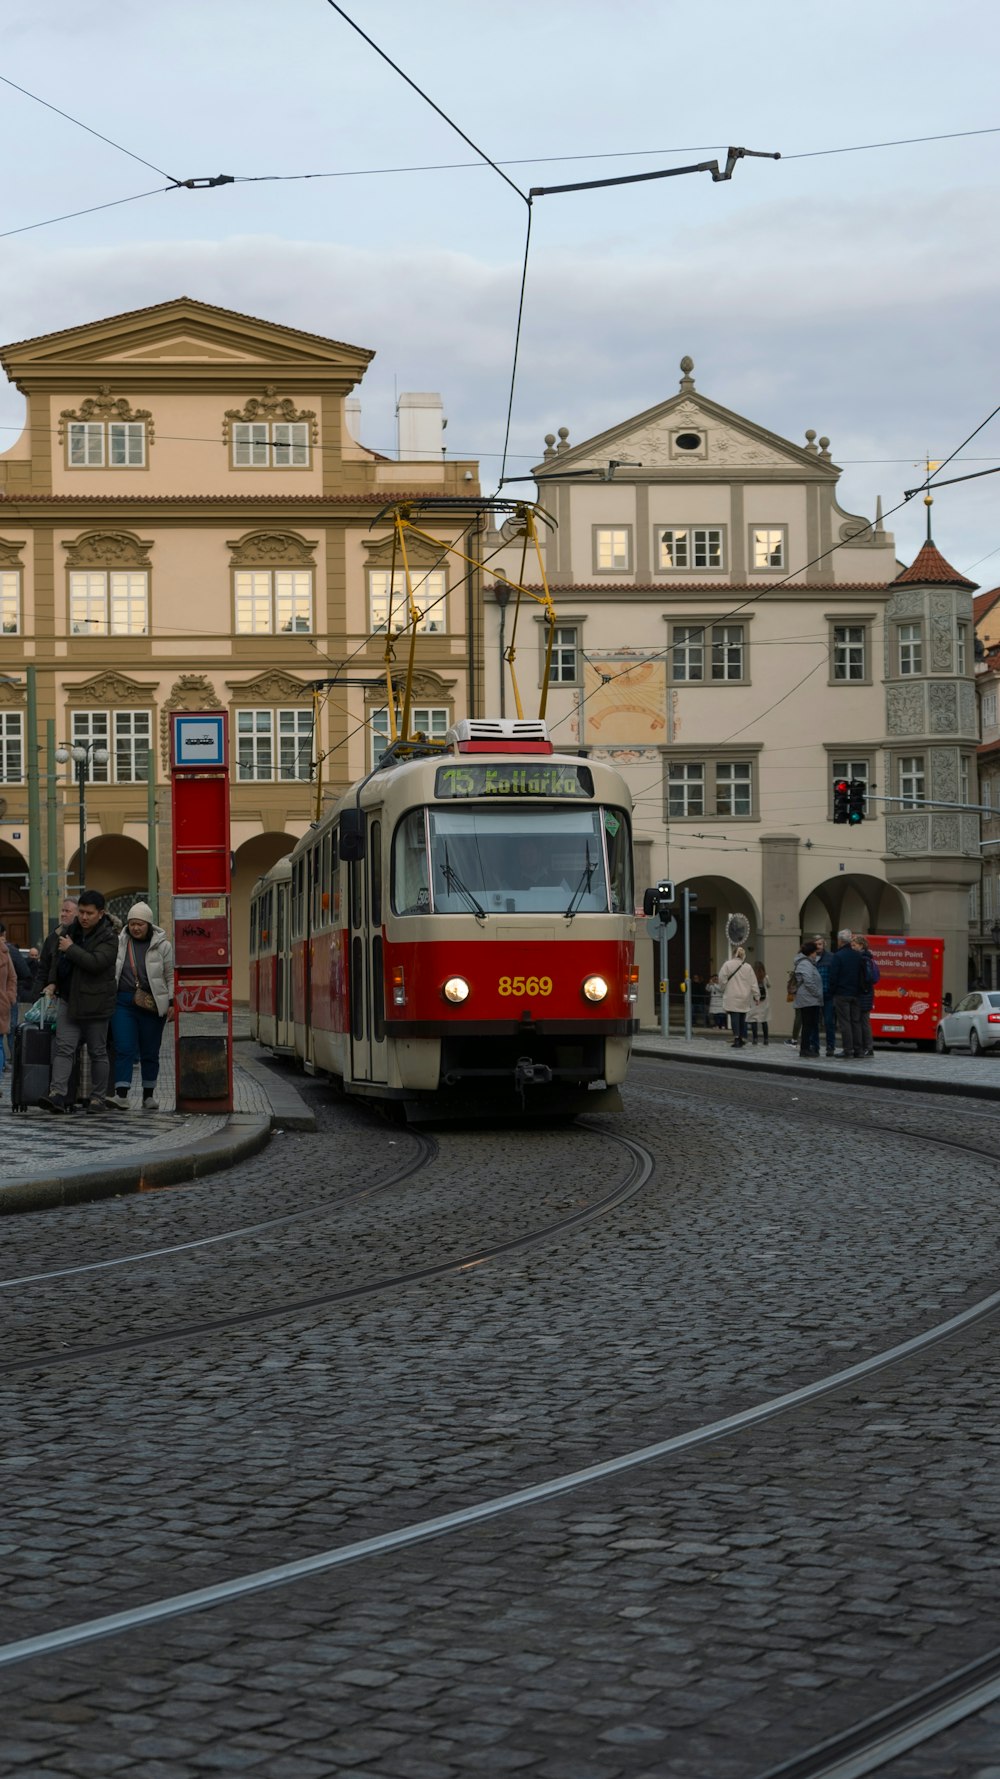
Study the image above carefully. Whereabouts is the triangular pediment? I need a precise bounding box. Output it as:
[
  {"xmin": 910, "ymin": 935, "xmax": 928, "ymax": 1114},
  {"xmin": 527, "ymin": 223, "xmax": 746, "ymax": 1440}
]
[
  {"xmin": 536, "ymin": 389, "xmax": 839, "ymax": 480},
  {"xmin": 1, "ymin": 298, "xmax": 374, "ymax": 384}
]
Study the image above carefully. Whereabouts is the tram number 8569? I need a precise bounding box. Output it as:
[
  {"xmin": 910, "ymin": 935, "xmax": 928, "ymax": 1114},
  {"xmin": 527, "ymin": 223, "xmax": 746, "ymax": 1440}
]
[{"xmin": 498, "ymin": 975, "xmax": 553, "ymax": 997}]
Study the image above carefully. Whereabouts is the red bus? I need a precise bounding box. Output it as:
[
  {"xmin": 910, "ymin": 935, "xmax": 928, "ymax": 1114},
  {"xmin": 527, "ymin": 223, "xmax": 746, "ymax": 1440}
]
[{"xmin": 867, "ymin": 935, "xmax": 944, "ymax": 1049}]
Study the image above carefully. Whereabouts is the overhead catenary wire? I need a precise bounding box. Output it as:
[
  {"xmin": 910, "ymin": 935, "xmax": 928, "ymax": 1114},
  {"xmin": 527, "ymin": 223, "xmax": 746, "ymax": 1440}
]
[{"xmin": 0, "ymin": 72, "xmax": 179, "ymax": 182}]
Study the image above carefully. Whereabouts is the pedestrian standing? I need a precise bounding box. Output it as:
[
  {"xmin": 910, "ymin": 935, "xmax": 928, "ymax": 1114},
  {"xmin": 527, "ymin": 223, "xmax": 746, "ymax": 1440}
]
[
  {"xmin": 707, "ymin": 973, "xmax": 726, "ymax": 1029},
  {"xmin": 827, "ymin": 927, "xmax": 867, "ymax": 1059},
  {"xmin": 0, "ymin": 927, "xmax": 16, "ymax": 1093},
  {"xmin": 853, "ymin": 936, "xmax": 879, "ymax": 1057},
  {"xmin": 791, "ymin": 939, "xmax": 824, "ymax": 1056},
  {"xmin": 719, "ymin": 947, "xmax": 760, "ymax": 1049},
  {"xmin": 748, "ymin": 962, "xmax": 771, "ymax": 1046},
  {"xmin": 30, "ymin": 898, "xmax": 79, "ymax": 1001},
  {"xmin": 42, "ymin": 889, "xmax": 123, "ymax": 1114},
  {"xmin": 813, "ymin": 935, "xmax": 837, "ymax": 1056},
  {"xmin": 112, "ymin": 903, "xmax": 173, "ymax": 1110},
  {"xmin": 0, "ymin": 922, "xmax": 32, "ymax": 1059}
]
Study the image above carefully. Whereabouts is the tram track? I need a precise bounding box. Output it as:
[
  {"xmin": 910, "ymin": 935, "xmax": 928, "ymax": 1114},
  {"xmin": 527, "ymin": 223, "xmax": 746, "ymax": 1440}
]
[{"xmin": 5, "ymin": 1122, "xmax": 655, "ymax": 1373}]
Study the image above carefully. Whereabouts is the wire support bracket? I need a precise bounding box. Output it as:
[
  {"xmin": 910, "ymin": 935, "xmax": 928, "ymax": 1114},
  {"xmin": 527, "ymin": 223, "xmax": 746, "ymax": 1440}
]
[{"xmin": 529, "ymin": 144, "xmax": 780, "ymax": 199}]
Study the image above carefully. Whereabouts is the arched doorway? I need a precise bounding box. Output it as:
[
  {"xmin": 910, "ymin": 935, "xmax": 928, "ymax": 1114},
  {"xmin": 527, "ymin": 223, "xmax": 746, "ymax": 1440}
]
[
  {"xmin": 232, "ymin": 832, "xmax": 296, "ymax": 1001},
  {"xmin": 66, "ymin": 835, "xmax": 150, "ymax": 921},
  {"xmin": 0, "ymin": 841, "xmax": 30, "ymax": 947},
  {"xmin": 800, "ymin": 875, "xmax": 908, "ymax": 943},
  {"xmin": 661, "ymin": 875, "xmax": 762, "ymax": 1028}
]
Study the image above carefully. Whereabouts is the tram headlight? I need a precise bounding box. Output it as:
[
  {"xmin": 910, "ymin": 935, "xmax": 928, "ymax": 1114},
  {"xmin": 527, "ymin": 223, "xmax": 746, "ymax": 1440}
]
[
  {"xmin": 582, "ymin": 974, "xmax": 609, "ymax": 1003},
  {"xmin": 442, "ymin": 976, "xmax": 470, "ymax": 1004}
]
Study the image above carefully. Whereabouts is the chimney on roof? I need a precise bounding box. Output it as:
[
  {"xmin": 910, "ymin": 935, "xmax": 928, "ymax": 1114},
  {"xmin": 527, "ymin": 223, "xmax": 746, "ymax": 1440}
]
[
  {"xmin": 396, "ymin": 392, "xmax": 446, "ymax": 460},
  {"xmin": 344, "ymin": 397, "xmax": 362, "ymax": 442}
]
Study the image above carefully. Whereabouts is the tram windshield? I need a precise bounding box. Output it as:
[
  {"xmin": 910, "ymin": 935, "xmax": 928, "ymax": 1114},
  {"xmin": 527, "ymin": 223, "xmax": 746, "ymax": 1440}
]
[{"xmin": 393, "ymin": 806, "xmax": 631, "ymax": 916}]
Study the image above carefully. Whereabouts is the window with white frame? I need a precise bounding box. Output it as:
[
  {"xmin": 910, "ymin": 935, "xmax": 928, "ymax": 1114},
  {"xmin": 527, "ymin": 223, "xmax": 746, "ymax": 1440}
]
[
  {"xmin": 549, "ymin": 625, "xmax": 579, "ymax": 684},
  {"xmin": 368, "ymin": 567, "xmax": 446, "ymax": 635},
  {"xmin": 711, "ymin": 624, "xmax": 745, "ymax": 681},
  {"xmin": 899, "ymin": 755, "xmax": 925, "ymax": 809},
  {"xmin": 956, "ymin": 624, "xmax": 968, "ymax": 675},
  {"xmin": 658, "ymin": 527, "xmax": 725, "ymax": 572},
  {"xmin": 961, "ymin": 755, "xmax": 972, "ymax": 806},
  {"xmin": 68, "ymin": 420, "xmax": 147, "ymax": 468},
  {"xmin": 231, "ymin": 422, "xmax": 310, "ymax": 468},
  {"xmin": 898, "ymin": 623, "xmax": 923, "ymax": 675},
  {"xmin": 1, "ymin": 571, "xmax": 20, "ymax": 635},
  {"xmin": 671, "ymin": 625, "xmax": 704, "ymax": 681},
  {"xmin": 969, "ymin": 882, "xmax": 980, "ymax": 922},
  {"xmin": 985, "ymin": 874, "xmax": 994, "ymax": 921},
  {"xmin": 983, "ymin": 777, "xmax": 992, "ymax": 810},
  {"xmin": 667, "ymin": 762, "xmax": 705, "ymax": 817},
  {"xmin": 982, "ymin": 690, "xmax": 998, "ymax": 731},
  {"xmin": 234, "ymin": 569, "xmax": 312, "ymax": 635},
  {"xmin": 70, "ymin": 709, "xmax": 151, "ymax": 783},
  {"xmin": 0, "ymin": 711, "xmax": 24, "ymax": 782},
  {"xmin": 716, "ymin": 760, "xmax": 753, "ymax": 816},
  {"xmin": 594, "ymin": 528, "xmax": 631, "ymax": 572},
  {"xmin": 235, "ymin": 708, "xmax": 313, "ymax": 781},
  {"xmin": 69, "ymin": 570, "xmax": 148, "ymax": 636},
  {"xmin": 832, "ymin": 624, "xmax": 867, "ymax": 681},
  {"xmin": 371, "ymin": 705, "xmax": 449, "ymax": 769},
  {"xmin": 751, "ymin": 527, "xmax": 786, "ymax": 570}
]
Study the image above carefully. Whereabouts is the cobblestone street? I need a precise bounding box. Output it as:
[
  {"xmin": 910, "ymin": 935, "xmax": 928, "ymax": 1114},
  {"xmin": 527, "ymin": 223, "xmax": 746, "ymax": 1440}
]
[{"xmin": 2, "ymin": 1053, "xmax": 999, "ymax": 1776}]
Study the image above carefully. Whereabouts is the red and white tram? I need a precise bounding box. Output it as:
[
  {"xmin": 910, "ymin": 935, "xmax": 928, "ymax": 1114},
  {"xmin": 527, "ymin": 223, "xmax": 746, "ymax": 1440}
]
[
  {"xmin": 250, "ymin": 718, "xmax": 638, "ymax": 1117},
  {"xmin": 248, "ymin": 854, "xmax": 294, "ymax": 1056}
]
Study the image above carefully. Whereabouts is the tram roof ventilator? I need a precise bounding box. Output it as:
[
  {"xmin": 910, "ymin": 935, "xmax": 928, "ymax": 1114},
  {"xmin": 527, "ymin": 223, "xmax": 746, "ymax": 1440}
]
[{"xmin": 445, "ymin": 718, "xmax": 554, "ymax": 756}]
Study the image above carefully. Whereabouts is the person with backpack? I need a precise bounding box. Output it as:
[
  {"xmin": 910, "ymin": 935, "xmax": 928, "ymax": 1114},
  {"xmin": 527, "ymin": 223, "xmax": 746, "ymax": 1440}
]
[
  {"xmin": 853, "ymin": 935, "xmax": 879, "ymax": 1057},
  {"xmin": 718, "ymin": 946, "xmax": 760, "ymax": 1049},
  {"xmin": 790, "ymin": 939, "xmax": 824, "ymax": 1056}
]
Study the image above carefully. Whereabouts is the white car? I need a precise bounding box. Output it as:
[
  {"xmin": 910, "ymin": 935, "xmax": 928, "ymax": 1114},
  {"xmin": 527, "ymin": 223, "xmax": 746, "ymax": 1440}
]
[{"xmin": 935, "ymin": 990, "xmax": 1000, "ymax": 1055}]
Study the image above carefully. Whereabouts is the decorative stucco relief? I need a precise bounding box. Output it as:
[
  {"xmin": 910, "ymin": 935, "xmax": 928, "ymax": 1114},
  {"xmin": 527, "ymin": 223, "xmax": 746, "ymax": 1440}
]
[
  {"xmin": 886, "ymin": 813, "xmax": 929, "ymax": 854},
  {"xmin": 960, "ymin": 682, "xmax": 978, "ymax": 734},
  {"xmin": 886, "ymin": 683, "xmax": 925, "ymax": 735},
  {"xmin": 64, "ymin": 671, "xmax": 156, "ymax": 706},
  {"xmin": 58, "ymin": 387, "xmax": 155, "ymax": 445},
  {"xmin": 930, "ymin": 748, "xmax": 959, "ymax": 801},
  {"xmin": 0, "ymin": 681, "xmax": 23, "ymax": 708},
  {"xmin": 930, "ymin": 592, "xmax": 954, "ymax": 671},
  {"xmin": 364, "ymin": 534, "xmax": 448, "ymax": 568},
  {"xmin": 226, "ymin": 671, "xmax": 311, "ymax": 705},
  {"xmin": 960, "ymin": 814, "xmax": 980, "ymax": 856},
  {"xmin": 160, "ymin": 674, "xmax": 223, "ymax": 771},
  {"xmin": 222, "ymin": 387, "xmax": 318, "ymax": 445},
  {"xmin": 0, "ymin": 537, "xmax": 25, "ymax": 568},
  {"xmin": 63, "ymin": 531, "xmax": 152, "ymax": 568},
  {"xmin": 226, "ymin": 532, "xmax": 316, "ymax": 567},
  {"xmin": 885, "ymin": 589, "xmax": 925, "ymax": 620},
  {"xmin": 928, "ymin": 682, "xmax": 958, "ymax": 734},
  {"xmin": 930, "ymin": 814, "xmax": 960, "ymax": 853}
]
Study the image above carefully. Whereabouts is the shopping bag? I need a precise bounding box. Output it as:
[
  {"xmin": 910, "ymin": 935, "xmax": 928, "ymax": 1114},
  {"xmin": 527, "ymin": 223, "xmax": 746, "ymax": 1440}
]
[{"xmin": 22, "ymin": 994, "xmax": 58, "ymax": 1032}]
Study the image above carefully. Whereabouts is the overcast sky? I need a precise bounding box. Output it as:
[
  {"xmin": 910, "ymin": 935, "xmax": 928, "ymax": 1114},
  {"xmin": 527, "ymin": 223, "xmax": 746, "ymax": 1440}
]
[{"xmin": 2, "ymin": 0, "xmax": 999, "ymax": 582}]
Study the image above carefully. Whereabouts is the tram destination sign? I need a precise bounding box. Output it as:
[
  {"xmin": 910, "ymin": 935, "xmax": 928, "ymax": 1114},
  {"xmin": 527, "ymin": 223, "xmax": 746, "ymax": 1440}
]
[{"xmin": 436, "ymin": 763, "xmax": 594, "ymax": 799}]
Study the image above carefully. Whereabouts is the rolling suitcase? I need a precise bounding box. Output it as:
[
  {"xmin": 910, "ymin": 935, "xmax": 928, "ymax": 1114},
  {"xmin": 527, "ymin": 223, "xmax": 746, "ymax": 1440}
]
[{"xmin": 11, "ymin": 1022, "xmax": 54, "ymax": 1113}]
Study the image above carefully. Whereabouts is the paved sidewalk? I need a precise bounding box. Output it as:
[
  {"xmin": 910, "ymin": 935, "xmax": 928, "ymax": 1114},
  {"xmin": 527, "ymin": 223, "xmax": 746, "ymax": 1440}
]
[
  {"xmin": 633, "ymin": 1028, "xmax": 1000, "ymax": 1099},
  {"xmin": 0, "ymin": 1038, "xmax": 315, "ymax": 1213}
]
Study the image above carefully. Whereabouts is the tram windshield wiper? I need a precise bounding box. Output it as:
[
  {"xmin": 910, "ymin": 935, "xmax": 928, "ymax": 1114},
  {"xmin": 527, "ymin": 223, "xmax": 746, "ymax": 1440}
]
[
  {"xmin": 442, "ymin": 844, "xmax": 487, "ymax": 919},
  {"xmin": 564, "ymin": 843, "xmax": 596, "ymax": 920}
]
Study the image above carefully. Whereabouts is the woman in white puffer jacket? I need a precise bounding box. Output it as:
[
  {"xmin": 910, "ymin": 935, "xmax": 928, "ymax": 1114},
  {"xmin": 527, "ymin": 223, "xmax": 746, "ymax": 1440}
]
[{"xmin": 718, "ymin": 947, "xmax": 760, "ymax": 1049}]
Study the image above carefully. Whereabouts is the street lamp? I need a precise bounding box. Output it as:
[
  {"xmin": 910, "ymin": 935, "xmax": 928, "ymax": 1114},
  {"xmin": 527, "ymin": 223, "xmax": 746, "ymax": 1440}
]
[{"xmin": 54, "ymin": 740, "xmax": 109, "ymax": 888}]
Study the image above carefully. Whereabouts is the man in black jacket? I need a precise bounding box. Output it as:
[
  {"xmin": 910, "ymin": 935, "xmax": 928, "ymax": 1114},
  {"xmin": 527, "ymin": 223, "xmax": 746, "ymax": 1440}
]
[
  {"xmin": 43, "ymin": 889, "xmax": 123, "ymax": 1114},
  {"xmin": 827, "ymin": 926, "xmax": 867, "ymax": 1060}
]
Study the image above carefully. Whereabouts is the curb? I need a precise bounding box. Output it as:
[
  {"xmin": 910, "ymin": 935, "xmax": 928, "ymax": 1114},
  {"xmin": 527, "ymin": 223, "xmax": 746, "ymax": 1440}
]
[
  {"xmin": 632, "ymin": 1040, "xmax": 1000, "ymax": 1102},
  {"xmin": 0, "ymin": 1113, "xmax": 272, "ymax": 1215}
]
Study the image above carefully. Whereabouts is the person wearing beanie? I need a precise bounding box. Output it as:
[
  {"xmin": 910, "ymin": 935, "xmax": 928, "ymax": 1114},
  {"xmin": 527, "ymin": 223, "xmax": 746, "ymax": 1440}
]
[{"xmin": 112, "ymin": 902, "xmax": 174, "ymax": 1110}]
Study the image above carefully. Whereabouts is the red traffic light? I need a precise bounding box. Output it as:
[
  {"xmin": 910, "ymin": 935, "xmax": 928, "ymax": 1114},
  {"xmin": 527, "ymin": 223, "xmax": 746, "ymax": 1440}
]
[{"xmin": 835, "ymin": 780, "xmax": 849, "ymax": 794}]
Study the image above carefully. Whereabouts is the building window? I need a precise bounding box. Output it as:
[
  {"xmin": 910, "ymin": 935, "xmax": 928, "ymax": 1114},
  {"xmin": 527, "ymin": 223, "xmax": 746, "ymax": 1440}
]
[
  {"xmin": 969, "ymin": 882, "xmax": 980, "ymax": 922},
  {"xmin": 69, "ymin": 570, "xmax": 148, "ymax": 636},
  {"xmin": 715, "ymin": 760, "xmax": 753, "ymax": 816},
  {"xmin": 711, "ymin": 625, "xmax": 745, "ymax": 682},
  {"xmin": 594, "ymin": 528, "xmax": 631, "ymax": 572},
  {"xmin": 899, "ymin": 623, "xmax": 923, "ymax": 675},
  {"xmin": 984, "ymin": 778, "xmax": 992, "ymax": 811},
  {"xmin": 550, "ymin": 625, "xmax": 579, "ymax": 684},
  {"xmin": 231, "ymin": 421, "xmax": 310, "ymax": 468},
  {"xmin": 71, "ymin": 709, "xmax": 151, "ymax": 783},
  {"xmin": 751, "ymin": 527, "xmax": 786, "ymax": 570},
  {"xmin": 1, "ymin": 571, "xmax": 21, "ymax": 635},
  {"xmin": 899, "ymin": 755, "xmax": 925, "ymax": 809},
  {"xmin": 985, "ymin": 874, "xmax": 995, "ymax": 921},
  {"xmin": 667, "ymin": 762, "xmax": 704, "ymax": 817},
  {"xmin": 371, "ymin": 705, "xmax": 449, "ymax": 769},
  {"xmin": 961, "ymin": 756, "xmax": 972, "ymax": 806},
  {"xmin": 0, "ymin": 712, "xmax": 24, "ymax": 783},
  {"xmin": 234, "ymin": 569, "xmax": 312, "ymax": 635},
  {"xmin": 831, "ymin": 759, "xmax": 870, "ymax": 819},
  {"xmin": 957, "ymin": 624, "xmax": 968, "ymax": 675},
  {"xmin": 832, "ymin": 624, "xmax": 866, "ymax": 681},
  {"xmin": 671, "ymin": 625, "xmax": 704, "ymax": 682},
  {"xmin": 658, "ymin": 527, "xmax": 725, "ymax": 572},
  {"xmin": 982, "ymin": 690, "xmax": 997, "ymax": 731},
  {"xmin": 68, "ymin": 420, "xmax": 147, "ymax": 468},
  {"xmin": 368, "ymin": 568, "xmax": 446, "ymax": 635},
  {"xmin": 235, "ymin": 708, "xmax": 313, "ymax": 781}
]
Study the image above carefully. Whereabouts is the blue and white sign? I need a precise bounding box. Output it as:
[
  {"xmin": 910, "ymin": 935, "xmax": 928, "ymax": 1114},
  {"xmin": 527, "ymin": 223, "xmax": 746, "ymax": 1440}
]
[{"xmin": 172, "ymin": 712, "xmax": 227, "ymax": 769}]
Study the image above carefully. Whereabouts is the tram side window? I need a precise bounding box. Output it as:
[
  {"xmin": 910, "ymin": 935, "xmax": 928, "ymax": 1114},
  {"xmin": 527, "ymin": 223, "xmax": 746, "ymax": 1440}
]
[
  {"xmin": 392, "ymin": 809, "xmax": 431, "ymax": 914},
  {"xmin": 292, "ymin": 858, "xmax": 305, "ymax": 936},
  {"xmin": 312, "ymin": 845, "xmax": 324, "ymax": 931},
  {"xmin": 262, "ymin": 888, "xmax": 273, "ymax": 945},
  {"xmin": 250, "ymin": 901, "xmax": 258, "ymax": 955},
  {"xmin": 370, "ymin": 819, "xmax": 382, "ymax": 927},
  {"xmin": 319, "ymin": 836, "xmax": 330, "ymax": 927},
  {"xmin": 604, "ymin": 808, "xmax": 633, "ymax": 914}
]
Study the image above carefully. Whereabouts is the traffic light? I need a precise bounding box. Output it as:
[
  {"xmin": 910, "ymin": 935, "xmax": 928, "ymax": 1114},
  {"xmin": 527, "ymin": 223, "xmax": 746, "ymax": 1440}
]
[
  {"xmin": 848, "ymin": 779, "xmax": 866, "ymax": 824},
  {"xmin": 643, "ymin": 879, "xmax": 675, "ymax": 918},
  {"xmin": 833, "ymin": 779, "xmax": 850, "ymax": 823}
]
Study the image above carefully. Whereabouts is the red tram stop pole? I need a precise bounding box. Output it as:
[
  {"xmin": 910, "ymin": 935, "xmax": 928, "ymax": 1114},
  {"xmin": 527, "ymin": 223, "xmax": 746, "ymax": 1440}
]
[{"xmin": 169, "ymin": 711, "xmax": 233, "ymax": 1113}]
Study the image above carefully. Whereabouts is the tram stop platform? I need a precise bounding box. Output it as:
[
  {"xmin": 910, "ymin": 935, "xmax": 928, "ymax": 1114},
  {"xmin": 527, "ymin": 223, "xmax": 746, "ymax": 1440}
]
[
  {"xmin": 0, "ymin": 1016, "xmax": 315, "ymax": 1214},
  {"xmin": 633, "ymin": 1028, "xmax": 1000, "ymax": 1100}
]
